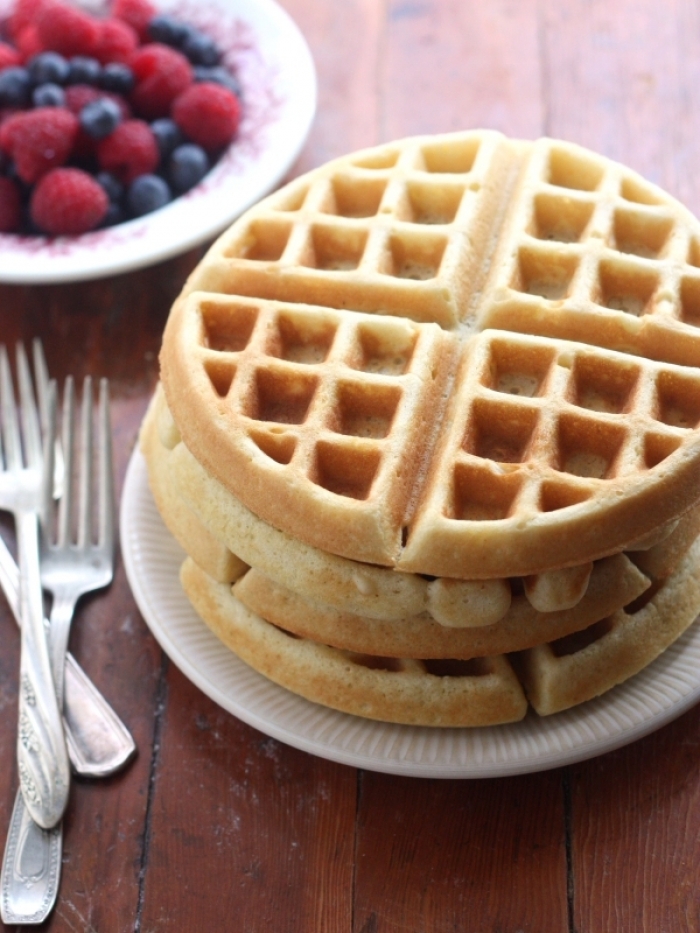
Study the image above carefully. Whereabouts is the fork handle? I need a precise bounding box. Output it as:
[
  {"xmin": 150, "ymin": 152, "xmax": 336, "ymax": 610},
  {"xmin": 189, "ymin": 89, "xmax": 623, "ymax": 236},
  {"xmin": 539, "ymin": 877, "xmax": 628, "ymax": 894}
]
[
  {"xmin": 0, "ymin": 534, "xmax": 136, "ymax": 778},
  {"xmin": 0, "ymin": 790, "xmax": 61, "ymax": 925},
  {"xmin": 16, "ymin": 511, "xmax": 70, "ymax": 831},
  {"xmin": 48, "ymin": 594, "xmax": 136, "ymax": 776}
]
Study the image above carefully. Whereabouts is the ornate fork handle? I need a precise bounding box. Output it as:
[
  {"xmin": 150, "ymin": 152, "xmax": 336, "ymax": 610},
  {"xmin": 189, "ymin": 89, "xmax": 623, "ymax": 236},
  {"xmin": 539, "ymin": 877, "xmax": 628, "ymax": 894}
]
[
  {"xmin": 16, "ymin": 509, "xmax": 70, "ymax": 831},
  {"xmin": 0, "ymin": 532, "xmax": 136, "ymax": 777}
]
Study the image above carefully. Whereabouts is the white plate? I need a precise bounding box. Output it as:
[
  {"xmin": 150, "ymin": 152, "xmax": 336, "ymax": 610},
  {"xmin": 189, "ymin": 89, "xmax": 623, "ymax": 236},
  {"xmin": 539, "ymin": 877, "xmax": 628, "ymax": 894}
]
[
  {"xmin": 120, "ymin": 448, "xmax": 700, "ymax": 778},
  {"xmin": 0, "ymin": 0, "xmax": 316, "ymax": 283}
]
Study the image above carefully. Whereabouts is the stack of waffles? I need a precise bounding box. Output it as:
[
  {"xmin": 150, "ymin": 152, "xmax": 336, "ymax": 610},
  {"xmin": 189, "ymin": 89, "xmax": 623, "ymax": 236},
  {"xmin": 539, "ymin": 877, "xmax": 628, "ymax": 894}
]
[{"xmin": 142, "ymin": 129, "xmax": 700, "ymax": 727}]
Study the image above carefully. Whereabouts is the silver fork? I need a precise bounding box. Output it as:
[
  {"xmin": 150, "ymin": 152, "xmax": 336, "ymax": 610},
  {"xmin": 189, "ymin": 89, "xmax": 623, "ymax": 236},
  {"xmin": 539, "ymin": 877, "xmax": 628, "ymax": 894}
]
[
  {"xmin": 29, "ymin": 339, "xmax": 134, "ymax": 778},
  {"xmin": 1, "ymin": 369, "xmax": 118, "ymax": 926},
  {"xmin": 0, "ymin": 347, "xmax": 70, "ymax": 831},
  {"xmin": 40, "ymin": 375, "xmax": 116, "ymax": 736}
]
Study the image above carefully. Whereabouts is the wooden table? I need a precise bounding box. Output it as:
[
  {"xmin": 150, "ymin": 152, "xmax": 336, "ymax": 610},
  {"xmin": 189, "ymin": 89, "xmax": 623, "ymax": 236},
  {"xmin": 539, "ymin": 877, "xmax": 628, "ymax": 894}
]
[{"xmin": 2, "ymin": 0, "xmax": 700, "ymax": 929}]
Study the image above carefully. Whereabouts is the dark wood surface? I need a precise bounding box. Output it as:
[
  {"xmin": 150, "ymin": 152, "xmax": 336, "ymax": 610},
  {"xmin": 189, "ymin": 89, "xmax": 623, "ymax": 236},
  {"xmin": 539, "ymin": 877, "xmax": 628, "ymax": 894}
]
[{"xmin": 1, "ymin": 1, "xmax": 700, "ymax": 930}]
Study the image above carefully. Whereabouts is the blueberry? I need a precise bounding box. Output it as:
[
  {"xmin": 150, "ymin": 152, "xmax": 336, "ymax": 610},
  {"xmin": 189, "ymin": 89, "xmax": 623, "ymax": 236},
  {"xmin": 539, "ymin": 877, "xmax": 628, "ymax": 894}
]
[
  {"xmin": 28, "ymin": 52, "xmax": 70, "ymax": 86},
  {"xmin": 0, "ymin": 68, "xmax": 31, "ymax": 107},
  {"xmin": 168, "ymin": 143, "xmax": 210, "ymax": 192},
  {"xmin": 127, "ymin": 174, "xmax": 171, "ymax": 216},
  {"xmin": 101, "ymin": 201, "xmax": 126, "ymax": 227},
  {"xmin": 32, "ymin": 82, "xmax": 66, "ymax": 108},
  {"xmin": 181, "ymin": 31, "xmax": 221, "ymax": 66},
  {"xmin": 67, "ymin": 56, "xmax": 102, "ymax": 86},
  {"xmin": 147, "ymin": 14, "xmax": 190, "ymax": 46},
  {"xmin": 95, "ymin": 171, "xmax": 124, "ymax": 203},
  {"xmin": 150, "ymin": 118, "xmax": 185, "ymax": 161},
  {"xmin": 80, "ymin": 98, "xmax": 122, "ymax": 139},
  {"xmin": 193, "ymin": 66, "xmax": 242, "ymax": 98},
  {"xmin": 99, "ymin": 63, "xmax": 135, "ymax": 95}
]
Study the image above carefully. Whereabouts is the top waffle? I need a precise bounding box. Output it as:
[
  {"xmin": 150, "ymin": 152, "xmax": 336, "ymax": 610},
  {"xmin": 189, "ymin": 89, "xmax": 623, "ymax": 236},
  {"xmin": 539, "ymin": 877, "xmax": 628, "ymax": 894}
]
[{"xmin": 160, "ymin": 130, "xmax": 700, "ymax": 578}]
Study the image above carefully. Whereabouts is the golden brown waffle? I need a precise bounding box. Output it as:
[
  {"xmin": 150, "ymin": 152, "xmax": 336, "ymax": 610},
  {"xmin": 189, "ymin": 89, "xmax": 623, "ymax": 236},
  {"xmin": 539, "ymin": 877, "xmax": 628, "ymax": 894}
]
[
  {"xmin": 161, "ymin": 131, "xmax": 700, "ymax": 579},
  {"xmin": 232, "ymin": 555, "xmax": 649, "ymax": 659},
  {"xmin": 180, "ymin": 557, "xmax": 529, "ymax": 727},
  {"xmin": 179, "ymin": 535, "xmax": 700, "ymax": 726},
  {"xmin": 628, "ymin": 501, "xmax": 700, "ymax": 579},
  {"xmin": 514, "ymin": 535, "xmax": 700, "ymax": 714},
  {"xmin": 143, "ymin": 389, "xmax": 655, "ymax": 623}
]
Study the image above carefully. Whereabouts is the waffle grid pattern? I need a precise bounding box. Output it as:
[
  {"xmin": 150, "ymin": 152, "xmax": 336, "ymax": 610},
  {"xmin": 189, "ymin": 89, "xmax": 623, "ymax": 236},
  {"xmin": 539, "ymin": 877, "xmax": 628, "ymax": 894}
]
[
  {"xmin": 163, "ymin": 131, "xmax": 700, "ymax": 577},
  {"xmin": 421, "ymin": 329, "xmax": 700, "ymax": 526},
  {"xmin": 194, "ymin": 293, "xmax": 451, "ymax": 515},
  {"xmin": 200, "ymin": 131, "xmax": 516, "ymax": 328},
  {"xmin": 481, "ymin": 138, "xmax": 700, "ymax": 365}
]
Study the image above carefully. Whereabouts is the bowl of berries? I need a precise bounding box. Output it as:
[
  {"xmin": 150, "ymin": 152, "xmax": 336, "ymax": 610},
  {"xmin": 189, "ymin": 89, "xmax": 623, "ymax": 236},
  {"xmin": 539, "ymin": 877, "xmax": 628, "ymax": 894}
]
[{"xmin": 0, "ymin": 0, "xmax": 316, "ymax": 281}]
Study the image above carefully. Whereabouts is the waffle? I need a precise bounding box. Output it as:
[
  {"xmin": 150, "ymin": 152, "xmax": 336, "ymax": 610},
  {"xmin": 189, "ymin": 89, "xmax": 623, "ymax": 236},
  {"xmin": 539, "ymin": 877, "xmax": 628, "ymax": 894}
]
[
  {"xmin": 142, "ymin": 389, "xmax": 648, "ymax": 623},
  {"xmin": 232, "ymin": 554, "xmax": 649, "ymax": 659},
  {"xmin": 160, "ymin": 130, "xmax": 700, "ymax": 579},
  {"xmin": 628, "ymin": 501, "xmax": 700, "ymax": 579},
  {"xmin": 515, "ymin": 535, "xmax": 700, "ymax": 714},
  {"xmin": 179, "ymin": 557, "xmax": 529, "ymax": 727},
  {"xmin": 179, "ymin": 534, "xmax": 700, "ymax": 726}
]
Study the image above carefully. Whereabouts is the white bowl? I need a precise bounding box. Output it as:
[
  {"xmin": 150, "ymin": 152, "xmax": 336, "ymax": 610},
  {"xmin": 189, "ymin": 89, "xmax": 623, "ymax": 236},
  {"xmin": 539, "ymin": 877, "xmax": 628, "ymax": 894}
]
[{"xmin": 0, "ymin": 0, "xmax": 317, "ymax": 282}]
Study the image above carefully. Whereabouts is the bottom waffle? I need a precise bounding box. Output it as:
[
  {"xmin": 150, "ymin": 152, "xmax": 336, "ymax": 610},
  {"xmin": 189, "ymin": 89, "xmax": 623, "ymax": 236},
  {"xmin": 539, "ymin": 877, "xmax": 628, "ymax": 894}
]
[{"xmin": 179, "ymin": 535, "xmax": 700, "ymax": 726}]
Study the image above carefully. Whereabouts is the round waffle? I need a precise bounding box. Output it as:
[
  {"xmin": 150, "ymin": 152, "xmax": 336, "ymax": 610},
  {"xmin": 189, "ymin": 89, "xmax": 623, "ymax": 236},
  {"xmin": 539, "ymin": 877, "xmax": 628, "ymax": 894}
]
[
  {"xmin": 142, "ymin": 388, "xmax": 654, "ymax": 624},
  {"xmin": 161, "ymin": 130, "xmax": 700, "ymax": 579},
  {"xmin": 232, "ymin": 556, "xmax": 649, "ymax": 659},
  {"xmin": 179, "ymin": 535, "xmax": 700, "ymax": 726}
]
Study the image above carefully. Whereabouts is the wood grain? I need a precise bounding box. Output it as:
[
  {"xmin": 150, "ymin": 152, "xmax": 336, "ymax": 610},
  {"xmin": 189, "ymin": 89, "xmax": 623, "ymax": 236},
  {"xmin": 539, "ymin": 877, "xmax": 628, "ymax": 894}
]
[
  {"xmin": 353, "ymin": 771, "xmax": 569, "ymax": 932},
  {"xmin": 0, "ymin": 1, "xmax": 700, "ymax": 930},
  {"xmin": 137, "ymin": 666, "xmax": 357, "ymax": 932}
]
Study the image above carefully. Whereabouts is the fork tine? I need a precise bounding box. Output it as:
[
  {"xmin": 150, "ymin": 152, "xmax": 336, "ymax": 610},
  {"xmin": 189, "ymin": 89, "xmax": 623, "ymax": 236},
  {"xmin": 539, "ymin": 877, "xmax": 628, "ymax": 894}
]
[
  {"xmin": 97, "ymin": 379, "xmax": 114, "ymax": 551},
  {"xmin": 16, "ymin": 344, "xmax": 42, "ymax": 469},
  {"xmin": 77, "ymin": 377, "xmax": 93, "ymax": 549},
  {"xmin": 40, "ymin": 381, "xmax": 58, "ymax": 531},
  {"xmin": 33, "ymin": 340, "xmax": 64, "ymax": 499},
  {"xmin": 0, "ymin": 346, "xmax": 21, "ymax": 471},
  {"xmin": 56, "ymin": 378, "xmax": 75, "ymax": 550},
  {"xmin": 32, "ymin": 340, "xmax": 50, "ymax": 439}
]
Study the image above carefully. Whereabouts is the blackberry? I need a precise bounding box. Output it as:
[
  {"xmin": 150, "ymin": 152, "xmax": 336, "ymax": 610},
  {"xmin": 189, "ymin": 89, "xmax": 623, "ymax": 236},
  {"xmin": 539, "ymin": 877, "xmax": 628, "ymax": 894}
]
[
  {"xmin": 168, "ymin": 143, "xmax": 209, "ymax": 192},
  {"xmin": 127, "ymin": 173, "xmax": 171, "ymax": 216}
]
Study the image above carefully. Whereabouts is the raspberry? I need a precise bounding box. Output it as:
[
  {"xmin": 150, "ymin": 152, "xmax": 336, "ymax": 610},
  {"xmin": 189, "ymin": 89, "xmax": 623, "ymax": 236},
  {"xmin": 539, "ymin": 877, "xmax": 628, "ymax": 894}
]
[
  {"xmin": 172, "ymin": 82, "xmax": 241, "ymax": 151},
  {"xmin": 14, "ymin": 24, "xmax": 45, "ymax": 61},
  {"xmin": 0, "ymin": 107, "xmax": 78, "ymax": 182},
  {"xmin": 7, "ymin": 0, "xmax": 49, "ymax": 43},
  {"xmin": 0, "ymin": 177, "xmax": 22, "ymax": 232},
  {"xmin": 96, "ymin": 118, "xmax": 158, "ymax": 183},
  {"xmin": 64, "ymin": 83, "xmax": 101, "ymax": 114},
  {"xmin": 112, "ymin": 0, "xmax": 157, "ymax": 41},
  {"xmin": 30, "ymin": 167, "xmax": 108, "ymax": 235},
  {"xmin": 129, "ymin": 43, "xmax": 192, "ymax": 119},
  {"xmin": 94, "ymin": 18, "xmax": 138, "ymax": 65},
  {"xmin": 0, "ymin": 42, "xmax": 22, "ymax": 71},
  {"xmin": 36, "ymin": 2, "xmax": 99, "ymax": 59}
]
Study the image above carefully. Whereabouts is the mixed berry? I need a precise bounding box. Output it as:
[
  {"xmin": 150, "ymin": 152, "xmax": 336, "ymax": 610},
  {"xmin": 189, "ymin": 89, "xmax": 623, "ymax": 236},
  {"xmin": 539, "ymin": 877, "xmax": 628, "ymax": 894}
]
[{"xmin": 0, "ymin": 0, "xmax": 242, "ymax": 236}]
